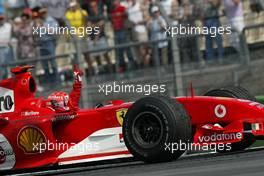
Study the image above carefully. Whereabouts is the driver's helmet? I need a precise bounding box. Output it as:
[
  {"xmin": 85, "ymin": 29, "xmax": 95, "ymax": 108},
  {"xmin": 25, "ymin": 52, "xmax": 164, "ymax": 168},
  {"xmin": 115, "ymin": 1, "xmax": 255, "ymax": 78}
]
[{"xmin": 47, "ymin": 91, "xmax": 70, "ymax": 111}]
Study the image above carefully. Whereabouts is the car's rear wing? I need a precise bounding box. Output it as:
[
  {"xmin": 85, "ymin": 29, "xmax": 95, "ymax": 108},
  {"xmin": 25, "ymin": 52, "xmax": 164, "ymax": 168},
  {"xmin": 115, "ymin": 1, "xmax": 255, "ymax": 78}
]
[{"xmin": 0, "ymin": 66, "xmax": 37, "ymax": 114}]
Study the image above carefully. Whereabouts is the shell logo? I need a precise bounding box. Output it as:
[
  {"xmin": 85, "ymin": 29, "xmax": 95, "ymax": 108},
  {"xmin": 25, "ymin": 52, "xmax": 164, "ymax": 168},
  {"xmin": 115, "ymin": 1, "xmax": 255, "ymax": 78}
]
[
  {"xmin": 116, "ymin": 108, "xmax": 128, "ymax": 126},
  {"xmin": 18, "ymin": 126, "xmax": 46, "ymax": 154}
]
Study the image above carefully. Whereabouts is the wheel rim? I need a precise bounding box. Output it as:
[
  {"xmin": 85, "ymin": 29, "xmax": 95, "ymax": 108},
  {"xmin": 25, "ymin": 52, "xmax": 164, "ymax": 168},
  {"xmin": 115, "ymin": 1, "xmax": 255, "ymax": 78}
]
[{"xmin": 132, "ymin": 111, "xmax": 163, "ymax": 149}]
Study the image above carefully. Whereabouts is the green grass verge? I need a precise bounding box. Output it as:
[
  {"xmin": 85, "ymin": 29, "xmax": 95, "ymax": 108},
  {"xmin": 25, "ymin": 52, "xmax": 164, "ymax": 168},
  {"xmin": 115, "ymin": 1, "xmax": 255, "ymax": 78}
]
[
  {"xmin": 256, "ymin": 96, "xmax": 264, "ymax": 104},
  {"xmin": 251, "ymin": 140, "xmax": 264, "ymax": 147}
]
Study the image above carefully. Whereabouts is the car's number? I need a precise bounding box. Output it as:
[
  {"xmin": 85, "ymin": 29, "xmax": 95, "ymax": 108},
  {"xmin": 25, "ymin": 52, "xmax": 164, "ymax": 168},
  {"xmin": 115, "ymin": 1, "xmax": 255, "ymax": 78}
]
[{"xmin": 0, "ymin": 87, "xmax": 15, "ymax": 114}]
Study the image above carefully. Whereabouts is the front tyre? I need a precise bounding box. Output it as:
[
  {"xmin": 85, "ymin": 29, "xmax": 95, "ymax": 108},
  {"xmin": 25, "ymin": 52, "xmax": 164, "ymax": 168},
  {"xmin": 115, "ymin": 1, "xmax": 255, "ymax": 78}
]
[{"xmin": 123, "ymin": 96, "xmax": 191, "ymax": 163}]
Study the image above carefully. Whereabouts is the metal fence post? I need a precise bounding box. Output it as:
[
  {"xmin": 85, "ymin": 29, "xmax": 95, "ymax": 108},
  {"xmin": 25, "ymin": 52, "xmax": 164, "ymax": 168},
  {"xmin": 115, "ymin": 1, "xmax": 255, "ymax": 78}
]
[
  {"xmin": 75, "ymin": 39, "xmax": 82, "ymax": 68},
  {"xmin": 152, "ymin": 43, "xmax": 161, "ymax": 85},
  {"xmin": 239, "ymin": 29, "xmax": 251, "ymax": 65},
  {"xmin": 157, "ymin": 2, "xmax": 184, "ymax": 96},
  {"xmin": 74, "ymin": 38, "xmax": 86, "ymax": 108},
  {"xmin": 171, "ymin": 37, "xmax": 184, "ymax": 96}
]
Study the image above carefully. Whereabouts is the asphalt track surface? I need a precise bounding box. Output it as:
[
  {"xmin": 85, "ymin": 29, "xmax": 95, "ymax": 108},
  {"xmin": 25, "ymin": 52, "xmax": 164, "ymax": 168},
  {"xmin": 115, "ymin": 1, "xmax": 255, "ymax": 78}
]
[{"xmin": 7, "ymin": 147, "xmax": 264, "ymax": 176}]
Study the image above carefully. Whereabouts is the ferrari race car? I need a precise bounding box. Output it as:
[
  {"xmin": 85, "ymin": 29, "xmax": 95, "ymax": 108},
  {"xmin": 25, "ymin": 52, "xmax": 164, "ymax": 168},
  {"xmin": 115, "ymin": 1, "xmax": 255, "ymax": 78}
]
[{"xmin": 1, "ymin": 65, "xmax": 264, "ymax": 171}]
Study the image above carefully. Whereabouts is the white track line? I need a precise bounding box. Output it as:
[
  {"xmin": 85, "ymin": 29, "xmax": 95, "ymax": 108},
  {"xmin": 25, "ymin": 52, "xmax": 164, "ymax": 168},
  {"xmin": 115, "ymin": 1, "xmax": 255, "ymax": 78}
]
[
  {"xmin": 11, "ymin": 162, "xmax": 141, "ymax": 176},
  {"xmin": 184, "ymin": 146, "xmax": 264, "ymax": 157},
  {"xmin": 10, "ymin": 146, "xmax": 264, "ymax": 176}
]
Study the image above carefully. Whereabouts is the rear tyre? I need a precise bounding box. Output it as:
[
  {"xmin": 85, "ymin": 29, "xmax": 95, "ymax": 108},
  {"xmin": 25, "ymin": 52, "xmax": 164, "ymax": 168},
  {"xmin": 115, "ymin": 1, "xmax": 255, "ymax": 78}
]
[
  {"xmin": 204, "ymin": 86, "xmax": 256, "ymax": 102},
  {"xmin": 123, "ymin": 95, "xmax": 191, "ymax": 163},
  {"xmin": 204, "ymin": 86, "xmax": 256, "ymax": 152}
]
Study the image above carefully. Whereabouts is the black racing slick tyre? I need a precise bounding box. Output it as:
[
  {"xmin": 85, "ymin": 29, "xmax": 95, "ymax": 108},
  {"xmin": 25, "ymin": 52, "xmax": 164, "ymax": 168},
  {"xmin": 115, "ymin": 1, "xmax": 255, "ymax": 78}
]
[
  {"xmin": 204, "ymin": 86, "xmax": 256, "ymax": 102},
  {"xmin": 204, "ymin": 86, "xmax": 256, "ymax": 152},
  {"xmin": 123, "ymin": 95, "xmax": 191, "ymax": 163}
]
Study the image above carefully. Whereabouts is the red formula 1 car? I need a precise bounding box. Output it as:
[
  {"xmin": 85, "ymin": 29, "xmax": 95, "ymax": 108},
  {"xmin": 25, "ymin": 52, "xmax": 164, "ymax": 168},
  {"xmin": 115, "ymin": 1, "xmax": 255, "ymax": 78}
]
[{"xmin": 1, "ymin": 66, "xmax": 264, "ymax": 171}]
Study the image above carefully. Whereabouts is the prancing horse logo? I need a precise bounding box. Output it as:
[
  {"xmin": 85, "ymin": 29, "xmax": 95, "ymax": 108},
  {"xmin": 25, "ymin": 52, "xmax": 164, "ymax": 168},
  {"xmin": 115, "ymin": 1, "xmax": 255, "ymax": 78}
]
[{"xmin": 116, "ymin": 108, "xmax": 128, "ymax": 126}]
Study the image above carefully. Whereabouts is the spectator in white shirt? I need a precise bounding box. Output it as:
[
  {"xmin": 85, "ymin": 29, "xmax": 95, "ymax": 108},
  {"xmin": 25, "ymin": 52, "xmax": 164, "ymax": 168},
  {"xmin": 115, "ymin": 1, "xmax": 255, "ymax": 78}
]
[
  {"xmin": 127, "ymin": 0, "xmax": 151, "ymax": 67},
  {"xmin": 223, "ymin": 0, "xmax": 245, "ymax": 51},
  {"xmin": 0, "ymin": 13, "xmax": 12, "ymax": 79},
  {"xmin": 148, "ymin": 6, "xmax": 168, "ymax": 66}
]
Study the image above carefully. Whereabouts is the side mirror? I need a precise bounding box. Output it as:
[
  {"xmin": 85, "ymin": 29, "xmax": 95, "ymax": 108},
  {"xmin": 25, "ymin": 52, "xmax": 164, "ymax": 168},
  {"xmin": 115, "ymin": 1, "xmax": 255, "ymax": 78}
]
[{"xmin": 0, "ymin": 117, "xmax": 9, "ymax": 127}]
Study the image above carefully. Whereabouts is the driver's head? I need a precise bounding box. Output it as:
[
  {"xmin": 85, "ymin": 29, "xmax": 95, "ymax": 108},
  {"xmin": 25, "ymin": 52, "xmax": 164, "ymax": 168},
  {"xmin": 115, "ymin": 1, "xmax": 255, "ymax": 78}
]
[{"xmin": 48, "ymin": 91, "xmax": 69, "ymax": 110}]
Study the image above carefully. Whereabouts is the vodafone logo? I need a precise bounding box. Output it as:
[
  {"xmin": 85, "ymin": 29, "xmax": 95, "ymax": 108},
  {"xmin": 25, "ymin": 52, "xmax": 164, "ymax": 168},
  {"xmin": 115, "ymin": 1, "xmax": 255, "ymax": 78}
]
[
  {"xmin": 0, "ymin": 146, "xmax": 6, "ymax": 164},
  {"xmin": 214, "ymin": 104, "xmax": 226, "ymax": 118},
  {"xmin": 198, "ymin": 132, "xmax": 242, "ymax": 143}
]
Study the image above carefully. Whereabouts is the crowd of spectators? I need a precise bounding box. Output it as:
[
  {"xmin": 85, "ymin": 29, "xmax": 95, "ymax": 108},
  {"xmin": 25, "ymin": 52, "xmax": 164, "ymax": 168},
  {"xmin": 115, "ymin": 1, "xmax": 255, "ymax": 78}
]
[{"xmin": 0, "ymin": 0, "xmax": 263, "ymax": 80}]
